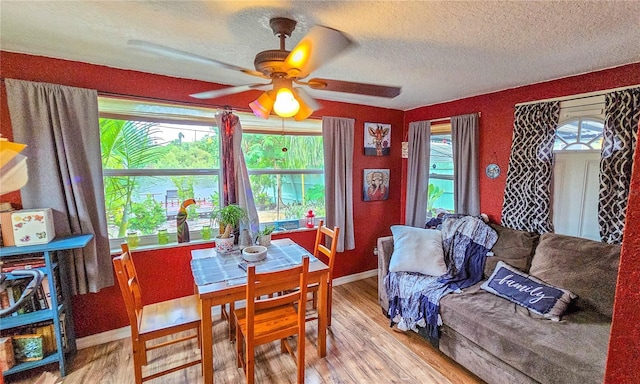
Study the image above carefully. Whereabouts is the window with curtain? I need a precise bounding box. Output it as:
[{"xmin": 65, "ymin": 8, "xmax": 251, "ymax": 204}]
[
  {"xmin": 98, "ymin": 97, "xmax": 323, "ymax": 247},
  {"xmin": 428, "ymin": 123, "xmax": 455, "ymax": 216}
]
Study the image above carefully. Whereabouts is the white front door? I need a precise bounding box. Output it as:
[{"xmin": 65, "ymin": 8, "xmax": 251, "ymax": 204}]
[{"xmin": 552, "ymin": 150, "xmax": 600, "ymax": 241}]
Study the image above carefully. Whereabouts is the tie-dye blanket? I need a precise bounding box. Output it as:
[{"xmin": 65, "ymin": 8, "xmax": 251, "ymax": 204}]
[{"xmin": 385, "ymin": 216, "xmax": 498, "ymax": 344}]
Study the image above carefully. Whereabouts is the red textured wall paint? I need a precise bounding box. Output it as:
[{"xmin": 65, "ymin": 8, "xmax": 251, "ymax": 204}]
[
  {"xmin": 0, "ymin": 52, "xmax": 403, "ymax": 336},
  {"xmin": 604, "ymin": 121, "xmax": 640, "ymax": 384},
  {"xmin": 2, "ymin": 53, "xmax": 640, "ymax": 381},
  {"xmin": 404, "ymin": 63, "xmax": 640, "ymax": 223}
]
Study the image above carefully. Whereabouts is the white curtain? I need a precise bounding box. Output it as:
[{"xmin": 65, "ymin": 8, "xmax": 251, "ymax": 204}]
[
  {"xmin": 452, "ymin": 113, "xmax": 480, "ymax": 215},
  {"xmin": 215, "ymin": 111, "xmax": 260, "ymax": 234},
  {"xmin": 5, "ymin": 79, "xmax": 112, "ymax": 294},
  {"xmin": 405, "ymin": 120, "xmax": 431, "ymax": 227},
  {"xmin": 322, "ymin": 117, "xmax": 355, "ymax": 252}
]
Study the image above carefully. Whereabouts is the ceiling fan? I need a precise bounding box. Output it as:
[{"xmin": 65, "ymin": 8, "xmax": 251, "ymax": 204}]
[{"xmin": 128, "ymin": 17, "xmax": 401, "ymax": 120}]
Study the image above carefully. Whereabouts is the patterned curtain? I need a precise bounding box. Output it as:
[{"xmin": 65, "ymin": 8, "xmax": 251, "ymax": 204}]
[
  {"xmin": 501, "ymin": 102, "xmax": 560, "ymax": 233},
  {"xmin": 216, "ymin": 111, "xmax": 260, "ymax": 233},
  {"xmin": 598, "ymin": 87, "xmax": 640, "ymax": 244},
  {"xmin": 219, "ymin": 111, "xmax": 237, "ymax": 206}
]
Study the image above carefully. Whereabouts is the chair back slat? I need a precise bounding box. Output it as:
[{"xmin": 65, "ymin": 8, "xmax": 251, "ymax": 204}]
[
  {"xmin": 313, "ymin": 220, "xmax": 340, "ymax": 278},
  {"xmin": 113, "ymin": 250, "xmax": 144, "ymax": 335},
  {"xmin": 245, "ymin": 257, "xmax": 310, "ymax": 339}
]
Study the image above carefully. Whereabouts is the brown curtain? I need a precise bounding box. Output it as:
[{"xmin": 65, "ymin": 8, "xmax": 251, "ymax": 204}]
[
  {"xmin": 452, "ymin": 113, "xmax": 480, "ymax": 215},
  {"xmin": 405, "ymin": 120, "xmax": 431, "ymax": 227},
  {"xmin": 5, "ymin": 79, "xmax": 112, "ymax": 294},
  {"xmin": 322, "ymin": 117, "xmax": 355, "ymax": 251}
]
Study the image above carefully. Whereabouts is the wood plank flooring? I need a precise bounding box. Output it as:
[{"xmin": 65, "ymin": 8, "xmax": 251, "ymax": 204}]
[{"xmin": 5, "ymin": 277, "xmax": 484, "ymax": 384}]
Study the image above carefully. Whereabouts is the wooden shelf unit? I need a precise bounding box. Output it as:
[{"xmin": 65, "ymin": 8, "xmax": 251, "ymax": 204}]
[{"xmin": 1, "ymin": 234, "xmax": 93, "ymax": 377}]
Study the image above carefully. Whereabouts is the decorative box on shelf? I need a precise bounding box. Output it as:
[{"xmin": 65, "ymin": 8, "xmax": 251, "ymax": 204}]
[
  {"xmin": 10, "ymin": 208, "xmax": 55, "ymax": 247},
  {"xmin": 12, "ymin": 334, "xmax": 43, "ymax": 362}
]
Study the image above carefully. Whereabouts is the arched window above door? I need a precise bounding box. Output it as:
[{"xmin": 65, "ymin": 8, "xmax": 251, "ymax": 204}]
[{"xmin": 554, "ymin": 118, "xmax": 604, "ymax": 151}]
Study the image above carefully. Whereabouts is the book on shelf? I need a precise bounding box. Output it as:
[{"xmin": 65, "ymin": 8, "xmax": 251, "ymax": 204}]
[
  {"xmin": 40, "ymin": 276, "xmax": 53, "ymax": 309},
  {"xmin": 0, "ymin": 255, "xmax": 46, "ymax": 273},
  {"xmin": 0, "ymin": 287, "xmax": 10, "ymax": 310}
]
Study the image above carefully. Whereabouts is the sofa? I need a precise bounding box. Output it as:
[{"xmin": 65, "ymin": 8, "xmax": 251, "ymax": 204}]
[{"xmin": 377, "ymin": 223, "xmax": 621, "ymax": 384}]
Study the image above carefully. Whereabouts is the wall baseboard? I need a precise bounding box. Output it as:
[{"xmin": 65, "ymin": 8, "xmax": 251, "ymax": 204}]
[{"xmin": 76, "ymin": 269, "xmax": 377, "ymax": 350}]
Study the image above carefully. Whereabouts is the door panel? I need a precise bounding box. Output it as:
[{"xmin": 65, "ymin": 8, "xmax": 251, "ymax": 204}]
[{"xmin": 552, "ymin": 151, "xmax": 600, "ymax": 241}]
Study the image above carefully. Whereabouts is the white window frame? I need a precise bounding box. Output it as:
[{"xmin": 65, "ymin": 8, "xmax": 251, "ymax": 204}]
[{"xmin": 98, "ymin": 97, "xmax": 323, "ymax": 250}]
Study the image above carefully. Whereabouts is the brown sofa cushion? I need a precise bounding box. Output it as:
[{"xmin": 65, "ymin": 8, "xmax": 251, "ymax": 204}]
[
  {"xmin": 484, "ymin": 223, "xmax": 539, "ymax": 278},
  {"xmin": 529, "ymin": 233, "xmax": 621, "ymax": 318},
  {"xmin": 439, "ymin": 283, "xmax": 611, "ymax": 384}
]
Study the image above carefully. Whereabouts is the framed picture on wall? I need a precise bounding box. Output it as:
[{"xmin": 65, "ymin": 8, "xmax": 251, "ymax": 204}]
[
  {"xmin": 363, "ymin": 169, "xmax": 390, "ymax": 201},
  {"xmin": 364, "ymin": 123, "xmax": 391, "ymax": 156}
]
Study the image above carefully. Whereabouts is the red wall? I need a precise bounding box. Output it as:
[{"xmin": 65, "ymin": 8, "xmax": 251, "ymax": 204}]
[
  {"xmin": 404, "ymin": 63, "xmax": 640, "ymax": 223},
  {"xmin": 2, "ymin": 53, "xmax": 640, "ymax": 380},
  {"xmin": 604, "ymin": 121, "xmax": 640, "ymax": 384},
  {"xmin": 404, "ymin": 62, "xmax": 640, "ymax": 383},
  {"xmin": 0, "ymin": 52, "xmax": 403, "ymax": 337}
]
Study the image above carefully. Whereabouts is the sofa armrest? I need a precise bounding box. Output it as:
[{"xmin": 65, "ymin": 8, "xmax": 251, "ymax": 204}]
[{"xmin": 377, "ymin": 236, "xmax": 394, "ymax": 313}]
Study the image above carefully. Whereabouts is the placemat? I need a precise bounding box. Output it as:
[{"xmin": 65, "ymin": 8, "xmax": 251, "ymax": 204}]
[{"xmin": 190, "ymin": 242, "xmax": 316, "ymax": 286}]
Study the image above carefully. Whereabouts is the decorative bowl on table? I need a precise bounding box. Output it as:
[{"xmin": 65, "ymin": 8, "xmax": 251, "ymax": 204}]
[{"xmin": 242, "ymin": 245, "xmax": 267, "ymax": 262}]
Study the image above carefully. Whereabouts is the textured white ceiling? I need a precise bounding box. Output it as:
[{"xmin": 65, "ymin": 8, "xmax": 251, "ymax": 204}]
[{"xmin": 2, "ymin": 1, "xmax": 640, "ymax": 111}]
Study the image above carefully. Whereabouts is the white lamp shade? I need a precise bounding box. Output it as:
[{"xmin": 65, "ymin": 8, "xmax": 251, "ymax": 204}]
[{"xmin": 273, "ymin": 88, "xmax": 300, "ymax": 118}]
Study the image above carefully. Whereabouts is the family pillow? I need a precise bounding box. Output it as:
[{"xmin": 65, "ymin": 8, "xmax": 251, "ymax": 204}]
[
  {"xmin": 481, "ymin": 261, "xmax": 577, "ymax": 321},
  {"xmin": 389, "ymin": 225, "xmax": 447, "ymax": 276}
]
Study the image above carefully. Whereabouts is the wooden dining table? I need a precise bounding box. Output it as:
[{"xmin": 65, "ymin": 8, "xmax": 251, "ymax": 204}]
[{"xmin": 190, "ymin": 238, "xmax": 330, "ymax": 384}]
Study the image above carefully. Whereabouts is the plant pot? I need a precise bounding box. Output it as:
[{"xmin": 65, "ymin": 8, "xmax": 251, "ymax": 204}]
[
  {"xmin": 215, "ymin": 235, "xmax": 235, "ymax": 253},
  {"xmin": 256, "ymin": 234, "xmax": 271, "ymax": 246}
]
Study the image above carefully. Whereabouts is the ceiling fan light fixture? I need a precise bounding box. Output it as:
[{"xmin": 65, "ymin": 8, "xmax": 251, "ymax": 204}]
[
  {"xmin": 249, "ymin": 90, "xmax": 276, "ymax": 119},
  {"xmin": 273, "ymin": 87, "xmax": 300, "ymax": 118},
  {"xmin": 292, "ymin": 89, "xmax": 314, "ymax": 121}
]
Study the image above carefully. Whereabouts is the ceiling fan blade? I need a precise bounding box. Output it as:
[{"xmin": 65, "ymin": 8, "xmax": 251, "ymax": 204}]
[
  {"xmin": 284, "ymin": 26, "xmax": 354, "ymax": 79},
  {"xmin": 190, "ymin": 83, "xmax": 270, "ymax": 99},
  {"xmin": 307, "ymin": 78, "xmax": 401, "ymax": 98},
  {"xmin": 293, "ymin": 87, "xmax": 321, "ymax": 111},
  {"xmin": 128, "ymin": 39, "xmax": 267, "ymax": 79}
]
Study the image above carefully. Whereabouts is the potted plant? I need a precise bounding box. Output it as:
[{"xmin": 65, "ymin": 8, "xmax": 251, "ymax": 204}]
[
  {"xmin": 255, "ymin": 225, "xmax": 275, "ymax": 246},
  {"xmin": 210, "ymin": 204, "xmax": 248, "ymax": 249}
]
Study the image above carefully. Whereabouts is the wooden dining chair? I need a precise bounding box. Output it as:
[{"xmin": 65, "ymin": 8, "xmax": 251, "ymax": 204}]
[
  {"xmin": 114, "ymin": 243, "xmax": 202, "ymax": 384},
  {"xmin": 233, "ymin": 257, "xmax": 310, "ymax": 384},
  {"xmin": 308, "ymin": 220, "xmax": 340, "ymax": 326}
]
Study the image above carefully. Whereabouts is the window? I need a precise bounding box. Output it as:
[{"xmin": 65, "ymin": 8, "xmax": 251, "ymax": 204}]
[
  {"xmin": 428, "ymin": 123, "xmax": 454, "ymax": 216},
  {"xmin": 554, "ymin": 94, "xmax": 605, "ymax": 151},
  {"xmin": 98, "ymin": 97, "xmax": 323, "ymax": 246},
  {"xmin": 554, "ymin": 118, "xmax": 604, "ymax": 150}
]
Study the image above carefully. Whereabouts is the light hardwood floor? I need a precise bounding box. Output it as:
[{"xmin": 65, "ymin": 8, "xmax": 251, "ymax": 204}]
[{"xmin": 6, "ymin": 277, "xmax": 484, "ymax": 384}]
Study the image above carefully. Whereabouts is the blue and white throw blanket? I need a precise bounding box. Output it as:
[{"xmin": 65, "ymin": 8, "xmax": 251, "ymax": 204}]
[{"xmin": 385, "ymin": 216, "xmax": 498, "ymax": 345}]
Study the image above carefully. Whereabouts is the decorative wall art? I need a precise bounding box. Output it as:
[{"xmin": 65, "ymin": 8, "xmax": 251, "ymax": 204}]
[
  {"xmin": 363, "ymin": 169, "xmax": 390, "ymax": 201},
  {"xmin": 364, "ymin": 123, "xmax": 391, "ymax": 156}
]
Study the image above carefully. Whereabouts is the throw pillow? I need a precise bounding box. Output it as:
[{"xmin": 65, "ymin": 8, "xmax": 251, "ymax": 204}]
[
  {"xmin": 389, "ymin": 225, "xmax": 447, "ymax": 276},
  {"xmin": 481, "ymin": 261, "xmax": 577, "ymax": 321},
  {"xmin": 484, "ymin": 223, "xmax": 539, "ymax": 278}
]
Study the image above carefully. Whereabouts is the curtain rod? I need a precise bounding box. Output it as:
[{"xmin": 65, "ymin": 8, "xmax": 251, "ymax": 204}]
[
  {"xmin": 515, "ymin": 84, "xmax": 640, "ymax": 107},
  {"xmin": 97, "ymin": 90, "xmax": 251, "ymax": 113},
  {"xmin": 429, "ymin": 112, "xmax": 482, "ymax": 123}
]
